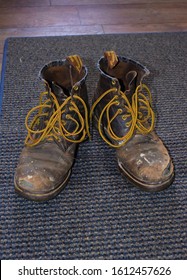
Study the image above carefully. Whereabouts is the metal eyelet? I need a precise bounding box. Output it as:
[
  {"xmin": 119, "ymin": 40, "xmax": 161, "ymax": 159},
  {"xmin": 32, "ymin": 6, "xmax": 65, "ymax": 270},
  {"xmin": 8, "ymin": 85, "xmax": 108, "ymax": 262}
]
[
  {"xmin": 73, "ymin": 85, "xmax": 79, "ymax": 91},
  {"xmin": 122, "ymin": 115, "xmax": 127, "ymax": 120},
  {"xmin": 111, "ymin": 80, "xmax": 116, "ymax": 85}
]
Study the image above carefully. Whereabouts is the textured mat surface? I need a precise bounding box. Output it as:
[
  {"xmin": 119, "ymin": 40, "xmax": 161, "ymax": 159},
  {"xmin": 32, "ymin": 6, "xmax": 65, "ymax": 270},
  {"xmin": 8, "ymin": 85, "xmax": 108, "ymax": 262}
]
[{"xmin": 0, "ymin": 33, "xmax": 187, "ymax": 260}]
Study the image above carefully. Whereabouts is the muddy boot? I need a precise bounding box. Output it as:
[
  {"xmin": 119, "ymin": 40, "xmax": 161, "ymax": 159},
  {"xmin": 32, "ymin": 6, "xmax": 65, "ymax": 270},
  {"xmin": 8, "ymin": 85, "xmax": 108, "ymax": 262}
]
[
  {"xmin": 14, "ymin": 55, "xmax": 90, "ymax": 201},
  {"xmin": 91, "ymin": 51, "xmax": 174, "ymax": 192}
]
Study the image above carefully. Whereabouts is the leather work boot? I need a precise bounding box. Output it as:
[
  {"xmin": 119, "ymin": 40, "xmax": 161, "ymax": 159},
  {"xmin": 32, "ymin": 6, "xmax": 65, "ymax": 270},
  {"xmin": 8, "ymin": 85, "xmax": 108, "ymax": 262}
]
[
  {"xmin": 91, "ymin": 51, "xmax": 174, "ymax": 192},
  {"xmin": 14, "ymin": 55, "xmax": 90, "ymax": 201}
]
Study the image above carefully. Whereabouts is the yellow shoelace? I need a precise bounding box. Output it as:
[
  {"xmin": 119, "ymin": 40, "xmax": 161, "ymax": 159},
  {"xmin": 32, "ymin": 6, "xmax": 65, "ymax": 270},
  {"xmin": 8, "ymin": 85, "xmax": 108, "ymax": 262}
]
[
  {"xmin": 90, "ymin": 83, "xmax": 155, "ymax": 148},
  {"xmin": 25, "ymin": 91, "xmax": 90, "ymax": 147}
]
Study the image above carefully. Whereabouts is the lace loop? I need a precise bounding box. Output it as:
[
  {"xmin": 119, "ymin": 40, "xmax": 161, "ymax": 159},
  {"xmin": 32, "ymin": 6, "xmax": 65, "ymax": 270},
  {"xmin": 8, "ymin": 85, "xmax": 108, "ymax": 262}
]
[
  {"xmin": 90, "ymin": 83, "xmax": 155, "ymax": 148},
  {"xmin": 25, "ymin": 91, "xmax": 90, "ymax": 147}
]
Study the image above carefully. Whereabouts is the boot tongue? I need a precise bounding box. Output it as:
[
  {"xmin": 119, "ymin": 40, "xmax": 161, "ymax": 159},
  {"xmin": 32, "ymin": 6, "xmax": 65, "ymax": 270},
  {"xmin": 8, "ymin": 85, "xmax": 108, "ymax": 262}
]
[{"xmin": 50, "ymin": 82, "xmax": 68, "ymax": 103}]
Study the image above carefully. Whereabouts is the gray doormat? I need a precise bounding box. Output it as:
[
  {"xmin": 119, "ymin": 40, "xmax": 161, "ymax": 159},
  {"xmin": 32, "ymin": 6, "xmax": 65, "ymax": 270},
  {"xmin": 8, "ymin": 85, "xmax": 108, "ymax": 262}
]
[{"xmin": 0, "ymin": 32, "xmax": 186, "ymax": 259}]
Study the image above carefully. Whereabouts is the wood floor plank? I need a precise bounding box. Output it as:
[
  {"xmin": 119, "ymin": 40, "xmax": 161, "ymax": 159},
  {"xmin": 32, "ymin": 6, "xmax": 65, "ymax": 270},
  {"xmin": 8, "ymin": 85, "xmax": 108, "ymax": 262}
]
[
  {"xmin": 78, "ymin": 3, "xmax": 187, "ymax": 25},
  {"xmin": 51, "ymin": 0, "xmax": 139, "ymax": 5},
  {"xmin": 0, "ymin": 25, "xmax": 104, "ymax": 54},
  {"xmin": 51, "ymin": 0, "xmax": 183, "ymax": 5},
  {"xmin": 0, "ymin": 0, "xmax": 50, "ymax": 7},
  {"xmin": 0, "ymin": 6, "xmax": 80, "ymax": 28},
  {"xmin": 103, "ymin": 23, "xmax": 187, "ymax": 33}
]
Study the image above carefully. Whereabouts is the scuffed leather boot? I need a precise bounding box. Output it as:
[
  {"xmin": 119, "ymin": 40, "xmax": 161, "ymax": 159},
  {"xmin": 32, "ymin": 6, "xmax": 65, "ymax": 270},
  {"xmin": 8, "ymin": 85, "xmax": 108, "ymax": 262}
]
[
  {"xmin": 14, "ymin": 55, "xmax": 90, "ymax": 201},
  {"xmin": 91, "ymin": 51, "xmax": 174, "ymax": 192}
]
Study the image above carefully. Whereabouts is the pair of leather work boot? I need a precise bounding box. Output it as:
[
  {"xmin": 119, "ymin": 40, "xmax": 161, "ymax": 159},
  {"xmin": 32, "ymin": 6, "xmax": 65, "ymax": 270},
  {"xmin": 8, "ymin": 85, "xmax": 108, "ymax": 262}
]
[{"xmin": 14, "ymin": 51, "xmax": 174, "ymax": 201}]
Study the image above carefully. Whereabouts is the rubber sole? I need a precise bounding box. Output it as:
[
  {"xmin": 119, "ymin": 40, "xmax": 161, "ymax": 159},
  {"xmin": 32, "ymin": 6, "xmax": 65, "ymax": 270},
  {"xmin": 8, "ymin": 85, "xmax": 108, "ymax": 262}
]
[{"xmin": 14, "ymin": 169, "xmax": 71, "ymax": 202}]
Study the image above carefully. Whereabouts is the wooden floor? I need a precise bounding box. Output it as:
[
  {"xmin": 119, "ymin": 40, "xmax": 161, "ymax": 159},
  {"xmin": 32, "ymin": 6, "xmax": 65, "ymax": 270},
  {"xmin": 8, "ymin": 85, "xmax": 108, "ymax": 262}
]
[{"xmin": 0, "ymin": 0, "xmax": 187, "ymax": 71}]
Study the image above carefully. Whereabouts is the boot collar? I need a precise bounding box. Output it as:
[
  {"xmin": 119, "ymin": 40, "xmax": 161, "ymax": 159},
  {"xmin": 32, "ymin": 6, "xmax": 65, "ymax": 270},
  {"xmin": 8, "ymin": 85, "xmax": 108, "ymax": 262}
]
[
  {"xmin": 98, "ymin": 53, "xmax": 150, "ymax": 91},
  {"xmin": 39, "ymin": 55, "xmax": 88, "ymax": 96}
]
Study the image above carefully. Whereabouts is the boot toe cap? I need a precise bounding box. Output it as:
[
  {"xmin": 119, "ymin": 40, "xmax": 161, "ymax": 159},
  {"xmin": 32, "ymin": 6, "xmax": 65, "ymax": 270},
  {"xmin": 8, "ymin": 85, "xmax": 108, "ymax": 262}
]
[
  {"xmin": 14, "ymin": 143, "xmax": 73, "ymax": 201},
  {"xmin": 117, "ymin": 148, "xmax": 174, "ymax": 191},
  {"xmin": 14, "ymin": 166, "xmax": 71, "ymax": 201}
]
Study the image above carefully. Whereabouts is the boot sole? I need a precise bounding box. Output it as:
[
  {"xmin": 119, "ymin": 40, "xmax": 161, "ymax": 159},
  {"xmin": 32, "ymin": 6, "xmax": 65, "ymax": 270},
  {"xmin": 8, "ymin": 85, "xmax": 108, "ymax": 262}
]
[
  {"xmin": 118, "ymin": 159, "xmax": 175, "ymax": 192},
  {"xmin": 14, "ymin": 169, "xmax": 71, "ymax": 202}
]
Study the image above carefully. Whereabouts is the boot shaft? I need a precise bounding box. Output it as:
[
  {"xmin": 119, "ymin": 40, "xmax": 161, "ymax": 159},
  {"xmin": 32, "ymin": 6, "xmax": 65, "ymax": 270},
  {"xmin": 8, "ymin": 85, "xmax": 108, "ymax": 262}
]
[
  {"xmin": 40, "ymin": 56, "xmax": 88, "ymax": 107},
  {"xmin": 96, "ymin": 51, "xmax": 150, "ymax": 100},
  {"xmin": 25, "ymin": 55, "xmax": 90, "ymax": 147},
  {"xmin": 91, "ymin": 51, "xmax": 154, "ymax": 146}
]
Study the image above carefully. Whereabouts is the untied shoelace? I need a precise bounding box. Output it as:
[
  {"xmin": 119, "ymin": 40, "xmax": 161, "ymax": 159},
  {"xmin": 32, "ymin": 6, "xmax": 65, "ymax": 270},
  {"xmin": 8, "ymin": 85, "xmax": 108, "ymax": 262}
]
[
  {"xmin": 90, "ymin": 83, "xmax": 155, "ymax": 148},
  {"xmin": 25, "ymin": 91, "xmax": 90, "ymax": 147}
]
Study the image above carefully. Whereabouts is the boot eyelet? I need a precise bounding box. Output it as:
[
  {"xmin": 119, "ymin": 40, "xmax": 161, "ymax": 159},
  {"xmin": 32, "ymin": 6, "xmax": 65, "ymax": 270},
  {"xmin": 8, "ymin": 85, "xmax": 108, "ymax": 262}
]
[
  {"xmin": 122, "ymin": 115, "xmax": 127, "ymax": 120},
  {"xmin": 69, "ymin": 106, "xmax": 74, "ymax": 111},
  {"xmin": 73, "ymin": 85, "xmax": 79, "ymax": 91},
  {"xmin": 66, "ymin": 114, "xmax": 71, "ymax": 119},
  {"xmin": 118, "ymin": 109, "xmax": 123, "ymax": 114},
  {"xmin": 112, "ymin": 80, "xmax": 116, "ymax": 85},
  {"xmin": 115, "ymin": 101, "xmax": 120, "ymax": 106}
]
